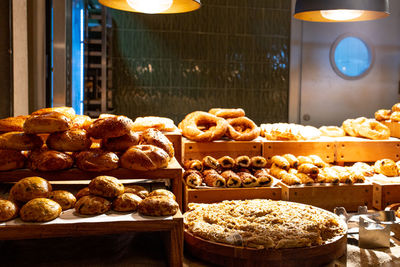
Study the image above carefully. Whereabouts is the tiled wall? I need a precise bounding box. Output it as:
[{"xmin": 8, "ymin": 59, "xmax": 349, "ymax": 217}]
[{"xmin": 109, "ymin": 0, "xmax": 291, "ymax": 124}]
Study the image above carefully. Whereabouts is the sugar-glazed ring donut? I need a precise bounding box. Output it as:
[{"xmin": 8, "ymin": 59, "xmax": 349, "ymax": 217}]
[
  {"xmin": 375, "ymin": 109, "xmax": 392, "ymax": 121},
  {"xmin": 226, "ymin": 117, "xmax": 260, "ymax": 141},
  {"xmin": 357, "ymin": 119, "xmax": 390, "ymax": 140},
  {"xmin": 390, "ymin": 111, "xmax": 400, "ymax": 122},
  {"xmin": 181, "ymin": 111, "xmax": 228, "ymax": 142},
  {"xmin": 319, "ymin": 126, "xmax": 346, "ymax": 138},
  {"xmin": 208, "ymin": 108, "xmax": 245, "ymax": 119}
]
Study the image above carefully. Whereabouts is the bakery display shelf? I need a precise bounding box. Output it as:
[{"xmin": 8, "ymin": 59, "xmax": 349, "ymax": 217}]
[
  {"xmin": 383, "ymin": 121, "xmax": 400, "ymax": 138},
  {"xmin": 164, "ymin": 131, "xmax": 182, "ymax": 164},
  {"xmin": 0, "ymin": 210, "xmax": 183, "ymax": 267},
  {"xmin": 279, "ymin": 181, "xmax": 373, "ymax": 212},
  {"xmin": 184, "ymin": 228, "xmax": 346, "ymax": 267},
  {"xmin": 184, "ymin": 184, "xmax": 281, "ymax": 211},
  {"xmin": 182, "ymin": 137, "xmax": 263, "ymax": 163},
  {"xmin": 371, "ymin": 176, "xmax": 400, "ymax": 210}
]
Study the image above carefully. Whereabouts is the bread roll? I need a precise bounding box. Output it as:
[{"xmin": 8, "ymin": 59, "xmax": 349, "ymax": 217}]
[
  {"xmin": 183, "ymin": 160, "xmax": 203, "ymax": 172},
  {"xmin": 75, "ymin": 187, "xmax": 90, "ymax": 200},
  {"xmin": 131, "ymin": 116, "xmax": 176, "ymax": 132},
  {"xmin": 48, "ymin": 190, "xmax": 76, "ymax": 210},
  {"xmin": 250, "ymin": 156, "xmax": 267, "ymax": 168},
  {"xmin": 74, "ymin": 195, "xmax": 111, "ymax": 215},
  {"xmin": 138, "ymin": 196, "xmax": 179, "ymax": 216},
  {"xmin": 88, "ymin": 176, "xmax": 124, "ymax": 198},
  {"xmin": 9, "ymin": 177, "xmax": 52, "ymax": 202},
  {"xmin": 71, "ymin": 115, "xmax": 92, "ymax": 130},
  {"xmin": 112, "ymin": 193, "xmax": 142, "ymax": 212},
  {"xmin": 0, "ymin": 115, "xmax": 28, "ymax": 132},
  {"xmin": 28, "ymin": 149, "xmax": 74, "ymax": 171},
  {"xmin": 124, "ymin": 185, "xmax": 149, "ymax": 199},
  {"xmin": 218, "ymin": 156, "xmax": 235, "ymax": 169},
  {"xmin": 0, "ymin": 199, "xmax": 19, "ymax": 221},
  {"xmin": 221, "ymin": 170, "xmax": 241, "ymax": 188},
  {"xmin": 31, "ymin": 106, "xmax": 76, "ymax": 119},
  {"xmin": 0, "ymin": 149, "xmax": 25, "ymax": 171},
  {"xmin": 23, "ymin": 112, "xmax": 72, "ymax": 134},
  {"xmin": 87, "ymin": 115, "xmax": 133, "ymax": 139},
  {"xmin": 101, "ymin": 131, "xmax": 140, "ymax": 152},
  {"xmin": 75, "ymin": 150, "xmax": 119, "ymax": 172},
  {"xmin": 235, "ymin": 155, "xmax": 251, "ymax": 168},
  {"xmin": 238, "ymin": 172, "xmax": 258, "ymax": 187},
  {"xmin": 46, "ymin": 129, "xmax": 92, "ymax": 152},
  {"xmin": 0, "ymin": 131, "xmax": 43, "ymax": 150},
  {"xmin": 184, "ymin": 170, "xmax": 203, "ymax": 188},
  {"xmin": 148, "ymin": 189, "xmax": 176, "ymax": 200},
  {"xmin": 139, "ymin": 128, "xmax": 174, "ymax": 159},
  {"xmin": 20, "ymin": 198, "xmax": 62, "ymax": 222},
  {"xmin": 202, "ymin": 156, "xmax": 220, "ymax": 170},
  {"xmin": 120, "ymin": 145, "xmax": 169, "ymax": 171}
]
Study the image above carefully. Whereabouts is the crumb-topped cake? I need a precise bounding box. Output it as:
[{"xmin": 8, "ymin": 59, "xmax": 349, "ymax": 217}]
[{"xmin": 184, "ymin": 199, "xmax": 345, "ymax": 249}]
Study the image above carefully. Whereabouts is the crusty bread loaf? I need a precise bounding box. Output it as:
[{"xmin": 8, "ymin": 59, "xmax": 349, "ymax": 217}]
[
  {"xmin": 46, "ymin": 129, "xmax": 92, "ymax": 152},
  {"xmin": 88, "ymin": 115, "xmax": 133, "ymax": 139},
  {"xmin": 120, "ymin": 145, "xmax": 169, "ymax": 171},
  {"xmin": 75, "ymin": 149, "xmax": 119, "ymax": 172},
  {"xmin": 140, "ymin": 128, "xmax": 174, "ymax": 159},
  {"xmin": 0, "ymin": 115, "xmax": 28, "ymax": 132},
  {"xmin": 0, "ymin": 149, "xmax": 26, "ymax": 171},
  {"xmin": 0, "ymin": 131, "xmax": 43, "ymax": 150},
  {"xmin": 23, "ymin": 112, "xmax": 72, "ymax": 134},
  {"xmin": 28, "ymin": 149, "xmax": 74, "ymax": 171}
]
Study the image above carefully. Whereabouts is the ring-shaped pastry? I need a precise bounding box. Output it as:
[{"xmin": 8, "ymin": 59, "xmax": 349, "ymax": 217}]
[
  {"xmin": 375, "ymin": 109, "xmax": 392, "ymax": 121},
  {"xmin": 226, "ymin": 117, "xmax": 260, "ymax": 141},
  {"xmin": 357, "ymin": 119, "xmax": 390, "ymax": 140},
  {"xmin": 390, "ymin": 111, "xmax": 400, "ymax": 122},
  {"xmin": 181, "ymin": 111, "xmax": 228, "ymax": 142},
  {"xmin": 208, "ymin": 108, "xmax": 245, "ymax": 119},
  {"xmin": 319, "ymin": 126, "xmax": 346, "ymax": 138}
]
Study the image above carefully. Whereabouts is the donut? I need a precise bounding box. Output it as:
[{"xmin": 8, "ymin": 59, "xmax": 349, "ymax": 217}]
[
  {"xmin": 101, "ymin": 131, "xmax": 140, "ymax": 152},
  {"xmin": 46, "ymin": 129, "xmax": 92, "ymax": 152},
  {"xmin": 87, "ymin": 115, "xmax": 134, "ymax": 139},
  {"xmin": 208, "ymin": 108, "xmax": 245, "ymax": 119},
  {"xmin": 319, "ymin": 126, "xmax": 346, "ymax": 138},
  {"xmin": 357, "ymin": 119, "xmax": 390, "ymax": 140},
  {"xmin": 180, "ymin": 111, "xmax": 228, "ymax": 142},
  {"xmin": 120, "ymin": 145, "xmax": 169, "ymax": 171},
  {"xmin": 139, "ymin": 128, "xmax": 174, "ymax": 159},
  {"xmin": 226, "ymin": 117, "xmax": 260, "ymax": 141},
  {"xmin": 28, "ymin": 149, "xmax": 74, "ymax": 171},
  {"xmin": 75, "ymin": 150, "xmax": 119, "ymax": 172},
  {"xmin": 0, "ymin": 149, "xmax": 26, "ymax": 171},
  {"xmin": 88, "ymin": 176, "xmax": 124, "ymax": 198},
  {"xmin": 0, "ymin": 131, "xmax": 43, "ymax": 150},
  {"xmin": 23, "ymin": 112, "xmax": 72, "ymax": 134},
  {"xmin": 375, "ymin": 109, "xmax": 392, "ymax": 121},
  {"xmin": 392, "ymin": 103, "xmax": 400, "ymax": 112},
  {"xmin": 390, "ymin": 111, "xmax": 400, "ymax": 122},
  {"xmin": 0, "ymin": 115, "xmax": 28, "ymax": 132}
]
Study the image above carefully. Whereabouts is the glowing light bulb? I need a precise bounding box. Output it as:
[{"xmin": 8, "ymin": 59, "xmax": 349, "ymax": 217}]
[
  {"xmin": 321, "ymin": 10, "xmax": 364, "ymax": 21},
  {"xmin": 127, "ymin": 0, "xmax": 173, "ymax": 14}
]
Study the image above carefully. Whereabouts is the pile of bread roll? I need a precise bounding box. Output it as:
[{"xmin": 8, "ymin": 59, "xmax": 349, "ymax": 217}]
[
  {"xmin": 375, "ymin": 103, "xmax": 400, "ymax": 122},
  {"xmin": 269, "ymin": 154, "xmax": 367, "ymax": 186},
  {"xmin": 0, "ymin": 107, "xmax": 175, "ymax": 172},
  {"xmin": 260, "ymin": 123, "xmax": 321, "ymax": 140},
  {"xmin": 183, "ymin": 155, "xmax": 273, "ymax": 188},
  {"xmin": 0, "ymin": 175, "xmax": 179, "ymax": 222},
  {"xmin": 179, "ymin": 108, "xmax": 260, "ymax": 142}
]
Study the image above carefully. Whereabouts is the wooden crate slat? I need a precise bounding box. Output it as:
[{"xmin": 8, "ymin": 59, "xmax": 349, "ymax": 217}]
[
  {"xmin": 383, "ymin": 121, "xmax": 400, "ymax": 138},
  {"xmin": 372, "ymin": 181, "xmax": 400, "ymax": 210},
  {"xmin": 164, "ymin": 131, "xmax": 182, "ymax": 164}
]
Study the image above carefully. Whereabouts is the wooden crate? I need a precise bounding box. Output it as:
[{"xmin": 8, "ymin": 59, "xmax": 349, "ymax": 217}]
[
  {"xmin": 372, "ymin": 180, "xmax": 400, "ymax": 210},
  {"xmin": 182, "ymin": 137, "xmax": 263, "ymax": 163},
  {"xmin": 263, "ymin": 140, "xmax": 335, "ymax": 163},
  {"xmin": 383, "ymin": 121, "xmax": 400, "ymax": 138},
  {"xmin": 279, "ymin": 182, "xmax": 373, "ymax": 212},
  {"xmin": 184, "ymin": 186, "xmax": 281, "ymax": 211},
  {"xmin": 164, "ymin": 131, "xmax": 182, "ymax": 164},
  {"xmin": 335, "ymin": 137, "xmax": 400, "ymax": 163}
]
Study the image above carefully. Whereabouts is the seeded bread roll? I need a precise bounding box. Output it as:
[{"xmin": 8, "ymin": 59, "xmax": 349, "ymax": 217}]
[
  {"xmin": 102, "ymin": 131, "xmax": 140, "ymax": 152},
  {"xmin": 31, "ymin": 106, "xmax": 76, "ymax": 119},
  {"xmin": 0, "ymin": 115, "xmax": 28, "ymax": 132},
  {"xmin": 139, "ymin": 128, "xmax": 174, "ymax": 159},
  {"xmin": 46, "ymin": 129, "xmax": 92, "ymax": 152},
  {"xmin": 112, "ymin": 193, "xmax": 142, "ymax": 212},
  {"xmin": 75, "ymin": 195, "xmax": 111, "ymax": 215},
  {"xmin": 9, "ymin": 177, "xmax": 52, "ymax": 203},
  {"xmin": 124, "ymin": 185, "xmax": 149, "ymax": 199},
  {"xmin": 121, "ymin": 145, "xmax": 169, "ymax": 171},
  {"xmin": 20, "ymin": 198, "xmax": 62, "ymax": 222},
  {"xmin": 88, "ymin": 176, "xmax": 125, "ymax": 198},
  {"xmin": 48, "ymin": 190, "xmax": 76, "ymax": 211},
  {"xmin": 138, "ymin": 196, "xmax": 179, "ymax": 216},
  {"xmin": 23, "ymin": 112, "xmax": 72, "ymax": 134},
  {"xmin": 75, "ymin": 150, "xmax": 119, "ymax": 172},
  {"xmin": 0, "ymin": 149, "xmax": 26, "ymax": 171},
  {"xmin": 0, "ymin": 199, "xmax": 19, "ymax": 221},
  {"xmin": 28, "ymin": 149, "xmax": 74, "ymax": 171},
  {"xmin": 88, "ymin": 115, "xmax": 133, "ymax": 139},
  {"xmin": 148, "ymin": 189, "xmax": 176, "ymax": 200},
  {"xmin": 0, "ymin": 132, "xmax": 43, "ymax": 150}
]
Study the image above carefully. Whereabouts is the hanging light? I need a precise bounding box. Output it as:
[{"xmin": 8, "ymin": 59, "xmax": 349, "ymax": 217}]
[
  {"xmin": 294, "ymin": 0, "xmax": 389, "ymax": 22},
  {"xmin": 99, "ymin": 0, "xmax": 201, "ymax": 14}
]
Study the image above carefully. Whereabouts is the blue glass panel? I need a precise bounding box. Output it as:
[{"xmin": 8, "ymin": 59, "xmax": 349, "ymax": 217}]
[{"xmin": 334, "ymin": 37, "xmax": 371, "ymax": 77}]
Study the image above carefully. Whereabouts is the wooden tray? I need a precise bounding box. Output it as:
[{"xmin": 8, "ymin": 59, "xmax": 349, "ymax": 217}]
[
  {"xmin": 182, "ymin": 137, "xmax": 263, "ymax": 163},
  {"xmin": 372, "ymin": 178, "xmax": 400, "ymax": 210},
  {"xmin": 184, "ymin": 186, "xmax": 281, "ymax": 211},
  {"xmin": 383, "ymin": 121, "xmax": 400, "ymax": 138},
  {"xmin": 279, "ymin": 181, "xmax": 373, "ymax": 212},
  {"xmin": 263, "ymin": 140, "xmax": 335, "ymax": 163},
  {"xmin": 184, "ymin": 221, "xmax": 347, "ymax": 267}
]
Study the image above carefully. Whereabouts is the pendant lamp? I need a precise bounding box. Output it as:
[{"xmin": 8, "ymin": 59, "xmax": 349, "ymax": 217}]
[
  {"xmin": 294, "ymin": 0, "xmax": 389, "ymax": 22},
  {"xmin": 99, "ymin": 0, "xmax": 201, "ymax": 14}
]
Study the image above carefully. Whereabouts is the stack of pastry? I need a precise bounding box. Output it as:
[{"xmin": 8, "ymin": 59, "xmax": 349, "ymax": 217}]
[
  {"xmin": 0, "ymin": 107, "xmax": 175, "ymax": 172},
  {"xmin": 179, "ymin": 108, "xmax": 260, "ymax": 142},
  {"xmin": 375, "ymin": 103, "xmax": 400, "ymax": 122},
  {"xmin": 269, "ymin": 154, "xmax": 367, "ymax": 186},
  {"xmin": 260, "ymin": 123, "xmax": 321, "ymax": 141},
  {"xmin": 183, "ymin": 155, "xmax": 273, "ymax": 188}
]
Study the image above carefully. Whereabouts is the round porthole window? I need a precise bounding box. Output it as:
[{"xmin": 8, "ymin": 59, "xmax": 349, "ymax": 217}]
[{"xmin": 330, "ymin": 34, "xmax": 374, "ymax": 80}]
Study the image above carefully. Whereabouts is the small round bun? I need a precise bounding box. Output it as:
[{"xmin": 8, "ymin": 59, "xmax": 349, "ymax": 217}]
[
  {"xmin": 102, "ymin": 131, "xmax": 140, "ymax": 152},
  {"xmin": 138, "ymin": 196, "xmax": 179, "ymax": 216},
  {"xmin": 0, "ymin": 115, "xmax": 29, "ymax": 132},
  {"xmin": 20, "ymin": 198, "xmax": 62, "ymax": 222},
  {"xmin": 0, "ymin": 149, "xmax": 26, "ymax": 171},
  {"xmin": 374, "ymin": 159, "xmax": 398, "ymax": 177},
  {"xmin": 48, "ymin": 190, "xmax": 76, "ymax": 210},
  {"xmin": 71, "ymin": 115, "xmax": 92, "ymax": 130},
  {"xmin": 74, "ymin": 195, "xmax": 111, "ymax": 215},
  {"xmin": 112, "ymin": 193, "xmax": 142, "ymax": 212},
  {"xmin": 31, "ymin": 106, "xmax": 76, "ymax": 119},
  {"xmin": 75, "ymin": 150, "xmax": 119, "ymax": 172},
  {"xmin": 46, "ymin": 129, "xmax": 92, "ymax": 152},
  {"xmin": 9, "ymin": 177, "xmax": 52, "ymax": 203},
  {"xmin": 75, "ymin": 187, "xmax": 90, "ymax": 200},
  {"xmin": 0, "ymin": 132, "xmax": 43, "ymax": 150},
  {"xmin": 121, "ymin": 145, "xmax": 169, "ymax": 171},
  {"xmin": 0, "ymin": 199, "xmax": 19, "ymax": 221},
  {"xmin": 88, "ymin": 176, "xmax": 124, "ymax": 198},
  {"xmin": 147, "ymin": 189, "xmax": 176, "ymax": 200},
  {"xmin": 87, "ymin": 116, "xmax": 133, "ymax": 139},
  {"xmin": 140, "ymin": 128, "xmax": 174, "ymax": 158},
  {"xmin": 124, "ymin": 185, "xmax": 149, "ymax": 199},
  {"xmin": 23, "ymin": 112, "xmax": 72, "ymax": 134},
  {"xmin": 28, "ymin": 149, "xmax": 74, "ymax": 171},
  {"xmin": 375, "ymin": 109, "xmax": 391, "ymax": 121}
]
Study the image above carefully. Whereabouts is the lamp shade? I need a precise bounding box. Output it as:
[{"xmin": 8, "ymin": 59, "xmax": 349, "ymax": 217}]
[
  {"xmin": 294, "ymin": 0, "xmax": 389, "ymax": 22},
  {"xmin": 99, "ymin": 0, "xmax": 201, "ymax": 14}
]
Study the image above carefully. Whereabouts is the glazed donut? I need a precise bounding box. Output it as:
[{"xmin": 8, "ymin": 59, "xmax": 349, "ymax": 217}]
[
  {"xmin": 28, "ymin": 149, "xmax": 74, "ymax": 171},
  {"xmin": 120, "ymin": 145, "xmax": 169, "ymax": 171},
  {"xmin": 375, "ymin": 109, "xmax": 392, "ymax": 121},
  {"xmin": 87, "ymin": 115, "xmax": 134, "ymax": 139},
  {"xmin": 208, "ymin": 108, "xmax": 245, "ymax": 119},
  {"xmin": 319, "ymin": 126, "xmax": 346, "ymax": 138},
  {"xmin": 0, "ymin": 115, "xmax": 28, "ymax": 132},
  {"xmin": 75, "ymin": 149, "xmax": 119, "ymax": 172},
  {"xmin": 31, "ymin": 106, "xmax": 76, "ymax": 119},
  {"xmin": 180, "ymin": 111, "xmax": 228, "ymax": 142},
  {"xmin": 390, "ymin": 111, "xmax": 400, "ymax": 122},
  {"xmin": 139, "ymin": 128, "xmax": 174, "ymax": 159},
  {"xmin": 0, "ymin": 149, "xmax": 25, "ymax": 171},
  {"xmin": 102, "ymin": 131, "xmax": 140, "ymax": 152},
  {"xmin": 226, "ymin": 117, "xmax": 260, "ymax": 141},
  {"xmin": 23, "ymin": 112, "xmax": 72, "ymax": 134},
  {"xmin": 357, "ymin": 119, "xmax": 390, "ymax": 140},
  {"xmin": 392, "ymin": 103, "xmax": 400, "ymax": 112},
  {"xmin": 46, "ymin": 129, "xmax": 92, "ymax": 152},
  {"xmin": 0, "ymin": 131, "xmax": 43, "ymax": 150}
]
